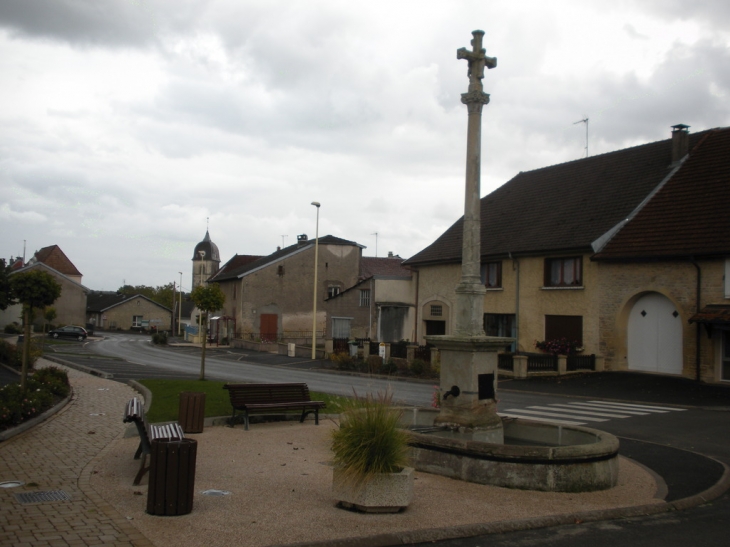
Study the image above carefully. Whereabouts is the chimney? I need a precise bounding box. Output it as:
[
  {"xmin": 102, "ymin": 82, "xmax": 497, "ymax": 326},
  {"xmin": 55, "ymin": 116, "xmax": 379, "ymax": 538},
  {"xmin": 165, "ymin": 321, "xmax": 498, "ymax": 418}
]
[
  {"xmin": 671, "ymin": 124, "xmax": 690, "ymax": 164},
  {"xmin": 388, "ymin": 251, "xmax": 394, "ymax": 258},
  {"xmin": 297, "ymin": 234, "xmax": 308, "ymax": 246}
]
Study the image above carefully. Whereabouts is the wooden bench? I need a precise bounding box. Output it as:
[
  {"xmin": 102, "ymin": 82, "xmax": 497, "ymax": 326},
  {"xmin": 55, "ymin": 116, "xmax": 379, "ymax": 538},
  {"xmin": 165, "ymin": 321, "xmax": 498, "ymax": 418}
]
[
  {"xmin": 223, "ymin": 383, "xmax": 326, "ymax": 430},
  {"xmin": 123, "ymin": 397, "xmax": 185, "ymax": 485}
]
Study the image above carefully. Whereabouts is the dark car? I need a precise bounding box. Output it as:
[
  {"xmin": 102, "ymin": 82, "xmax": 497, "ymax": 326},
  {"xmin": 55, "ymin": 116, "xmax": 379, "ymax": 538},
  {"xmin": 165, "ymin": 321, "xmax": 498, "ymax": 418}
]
[{"xmin": 48, "ymin": 325, "xmax": 88, "ymax": 341}]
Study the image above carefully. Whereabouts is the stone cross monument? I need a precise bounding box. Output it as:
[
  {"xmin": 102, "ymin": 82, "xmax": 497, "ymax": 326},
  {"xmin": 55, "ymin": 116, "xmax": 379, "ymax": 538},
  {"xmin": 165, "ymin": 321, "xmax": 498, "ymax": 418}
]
[
  {"xmin": 426, "ymin": 30, "xmax": 511, "ymax": 436},
  {"xmin": 454, "ymin": 30, "xmax": 497, "ymax": 337}
]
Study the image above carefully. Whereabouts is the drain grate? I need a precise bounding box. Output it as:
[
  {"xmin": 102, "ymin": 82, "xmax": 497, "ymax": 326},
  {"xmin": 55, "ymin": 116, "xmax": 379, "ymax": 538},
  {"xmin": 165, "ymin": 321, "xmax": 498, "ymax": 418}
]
[{"xmin": 15, "ymin": 490, "xmax": 71, "ymax": 504}]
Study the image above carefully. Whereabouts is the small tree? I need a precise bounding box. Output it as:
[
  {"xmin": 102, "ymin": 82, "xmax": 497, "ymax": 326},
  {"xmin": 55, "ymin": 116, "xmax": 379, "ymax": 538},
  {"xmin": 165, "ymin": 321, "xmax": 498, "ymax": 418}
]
[
  {"xmin": 9, "ymin": 270, "xmax": 62, "ymax": 390},
  {"xmin": 0, "ymin": 259, "xmax": 13, "ymax": 311},
  {"xmin": 190, "ymin": 283, "xmax": 225, "ymax": 380},
  {"xmin": 43, "ymin": 306, "xmax": 57, "ymax": 334}
]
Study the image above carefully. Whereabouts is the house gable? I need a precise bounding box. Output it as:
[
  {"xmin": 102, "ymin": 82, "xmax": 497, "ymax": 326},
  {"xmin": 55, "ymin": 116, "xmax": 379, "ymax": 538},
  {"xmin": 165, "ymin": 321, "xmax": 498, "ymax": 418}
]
[
  {"xmin": 593, "ymin": 128, "xmax": 730, "ymax": 260},
  {"xmin": 31, "ymin": 245, "xmax": 83, "ymax": 279}
]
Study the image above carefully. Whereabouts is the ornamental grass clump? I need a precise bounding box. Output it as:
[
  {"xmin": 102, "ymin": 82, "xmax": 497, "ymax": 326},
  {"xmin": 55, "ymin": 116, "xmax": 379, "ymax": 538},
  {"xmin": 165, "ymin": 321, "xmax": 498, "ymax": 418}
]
[{"xmin": 331, "ymin": 391, "xmax": 411, "ymax": 489}]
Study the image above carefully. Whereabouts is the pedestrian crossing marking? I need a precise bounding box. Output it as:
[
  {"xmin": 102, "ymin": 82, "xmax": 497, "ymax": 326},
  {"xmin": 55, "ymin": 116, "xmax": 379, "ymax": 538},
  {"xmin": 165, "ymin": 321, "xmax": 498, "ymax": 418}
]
[
  {"xmin": 543, "ymin": 404, "xmax": 632, "ymax": 418},
  {"xmin": 502, "ymin": 408, "xmax": 609, "ymax": 422},
  {"xmin": 497, "ymin": 413, "xmax": 585, "ymax": 426},
  {"xmin": 587, "ymin": 400, "xmax": 684, "ymax": 412},
  {"xmin": 561, "ymin": 402, "xmax": 651, "ymax": 415},
  {"xmin": 498, "ymin": 400, "xmax": 686, "ymax": 426}
]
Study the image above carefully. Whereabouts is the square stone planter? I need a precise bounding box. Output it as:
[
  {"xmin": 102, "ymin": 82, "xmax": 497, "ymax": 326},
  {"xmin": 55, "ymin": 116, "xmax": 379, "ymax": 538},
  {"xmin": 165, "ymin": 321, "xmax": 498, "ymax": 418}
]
[{"xmin": 332, "ymin": 466, "xmax": 414, "ymax": 513}]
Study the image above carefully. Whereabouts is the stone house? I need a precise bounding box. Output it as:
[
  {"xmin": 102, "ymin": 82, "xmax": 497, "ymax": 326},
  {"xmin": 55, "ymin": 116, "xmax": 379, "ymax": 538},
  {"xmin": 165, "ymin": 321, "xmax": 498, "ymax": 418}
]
[
  {"xmin": 1, "ymin": 246, "xmax": 89, "ymax": 329},
  {"xmin": 324, "ymin": 255, "xmax": 416, "ymax": 343},
  {"xmin": 405, "ymin": 125, "xmax": 730, "ymax": 383},
  {"xmin": 86, "ymin": 292, "xmax": 172, "ymax": 332},
  {"xmin": 208, "ymin": 235, "xmax": 364, "ymax": 345}
]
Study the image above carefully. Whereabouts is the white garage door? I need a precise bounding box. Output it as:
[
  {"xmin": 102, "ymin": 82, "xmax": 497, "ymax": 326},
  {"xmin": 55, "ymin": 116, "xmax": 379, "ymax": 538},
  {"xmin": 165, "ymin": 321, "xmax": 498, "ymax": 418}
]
[{"xmin": 628, "ymin": 293, "xmax": 683, "ymax": 374}]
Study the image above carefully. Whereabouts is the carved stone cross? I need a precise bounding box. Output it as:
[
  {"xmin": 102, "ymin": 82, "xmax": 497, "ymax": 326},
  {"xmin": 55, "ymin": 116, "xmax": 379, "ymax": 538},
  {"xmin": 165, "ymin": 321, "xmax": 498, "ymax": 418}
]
[{"xmin": 457, "ymin": 30, "xmax": 497, "ymax": 91}]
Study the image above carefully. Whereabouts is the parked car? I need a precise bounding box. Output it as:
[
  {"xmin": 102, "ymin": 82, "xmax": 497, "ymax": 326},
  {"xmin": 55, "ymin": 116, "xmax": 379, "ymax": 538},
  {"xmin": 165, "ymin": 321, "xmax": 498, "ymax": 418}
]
[{"xmin": 48, "ymin": 325, "xmax": 88, "ymax": 341}]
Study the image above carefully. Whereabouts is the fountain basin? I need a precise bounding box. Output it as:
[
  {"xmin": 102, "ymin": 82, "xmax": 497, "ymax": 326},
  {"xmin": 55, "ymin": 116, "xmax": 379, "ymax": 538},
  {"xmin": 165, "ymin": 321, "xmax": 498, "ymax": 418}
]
[{"xmin": 401, "ymin": 408, "xmax": 619, "ymax": 492}]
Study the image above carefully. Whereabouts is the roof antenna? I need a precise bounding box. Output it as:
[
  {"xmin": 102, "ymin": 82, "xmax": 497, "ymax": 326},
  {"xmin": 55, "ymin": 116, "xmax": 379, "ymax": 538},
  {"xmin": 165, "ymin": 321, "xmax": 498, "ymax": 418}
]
[
  {"xmin": 573, "ymin": 117, "xmax": 589, "ymax": 157},
  {"xmin": 371, "ymin": 232, "xmax": 378, "ymax": 257},
  {"xmin": 281, "ymin": 235, "xmax": 288, "ymax": 247}
]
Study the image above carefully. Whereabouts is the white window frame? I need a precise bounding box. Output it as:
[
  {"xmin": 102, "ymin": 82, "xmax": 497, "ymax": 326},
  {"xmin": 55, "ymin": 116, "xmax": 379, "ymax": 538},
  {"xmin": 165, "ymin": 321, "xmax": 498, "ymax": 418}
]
[
  {"xmin": 359, "ymin": 289, "xmax": 370, "ymax": 307},
  {"xmin": 132, "ymin": 315, "xmax": 143, "ymax": 327}
]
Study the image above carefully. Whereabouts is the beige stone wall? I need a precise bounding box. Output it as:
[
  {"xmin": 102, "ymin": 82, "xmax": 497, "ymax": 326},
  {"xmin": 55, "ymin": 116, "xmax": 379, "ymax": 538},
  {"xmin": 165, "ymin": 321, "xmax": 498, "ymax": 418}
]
[
  {"xmin": 53, "ymin": 275, "xmax": 88, "ymax": 327},
  {"xmin": 415, "ymin": 255, "xmax": 730, "ymax": 382},
  {"xmin": 415, "ymin": 256, "xmax": 601, "ymax": 355},
  {"xmin": 415, "ymin": 263, "xmax": 460, "ymax": 342},
  {"xmin": 101, "ymin": 298, "xmax": 171, "ymax": 331},
  {"xmin": 597, "ymin": 258, "xmax": 727, "ymax": 381},
  {"xmin": 221, "ymin": 243, "xmax": 361, "ymax": 338}
]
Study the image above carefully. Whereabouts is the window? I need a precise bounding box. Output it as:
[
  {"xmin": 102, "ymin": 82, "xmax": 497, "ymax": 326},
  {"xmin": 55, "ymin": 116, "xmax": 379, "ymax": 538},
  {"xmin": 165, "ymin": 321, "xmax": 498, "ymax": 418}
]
[
  {"xmin": 327, "ymin": 286, "xmax": 341, "ymax": 298},
  {"xmin": 481, "ymin": 262, "xmax": 502, "ymax": 288},
  {"xmin": 277, "ymin": 265, "xmax": 284, "ymax": 276},
  {"xmin": 359, "ymin": 289, "xmax": 370, "ymax": 307},
  {"xmin": 545, "ymin": 257, "xmax": 582, "ymax": 287},
  {"xmin": 484, "ymin": 314, "xmax": 515, "ymax": 337},
  {"xmin": 132, "ymin": 315, "xmax": 143, "ymax": 327},
  {"xmin": 545, "ymin": 315, "xmax": 583, "ymax": 345},
  {"xmin": 484, "ymin": 313, "xmax": 516, "ymax": 352},
  {"xmin": 430, "ymin": 304, "xmax": 443, "ymax": 317},
  {"xmin": 332, "ymin": 317, "xmax": 352, "ymax": 339}
]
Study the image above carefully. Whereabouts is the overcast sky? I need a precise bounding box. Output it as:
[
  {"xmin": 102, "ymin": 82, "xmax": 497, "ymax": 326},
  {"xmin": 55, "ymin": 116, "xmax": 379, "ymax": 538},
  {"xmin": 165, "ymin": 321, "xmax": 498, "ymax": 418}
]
[{"xmin": 1, "ymin": 0, "xmax": 728, "ymax": 291}]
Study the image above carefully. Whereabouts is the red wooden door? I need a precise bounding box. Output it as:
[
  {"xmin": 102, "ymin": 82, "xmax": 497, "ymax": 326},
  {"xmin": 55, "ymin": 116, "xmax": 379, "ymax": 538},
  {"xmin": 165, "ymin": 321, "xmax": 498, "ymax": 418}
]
[{"xmin": 260, "ymin": 314, "xmax": 278, "ymax": 342}]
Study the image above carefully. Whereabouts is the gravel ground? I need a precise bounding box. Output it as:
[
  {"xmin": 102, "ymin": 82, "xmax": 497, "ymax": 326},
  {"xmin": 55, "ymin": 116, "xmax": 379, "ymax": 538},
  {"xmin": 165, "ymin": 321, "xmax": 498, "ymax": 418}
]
[{"xmin": 89, "ymin": 420, "xmax": 662, "ymax": 547}]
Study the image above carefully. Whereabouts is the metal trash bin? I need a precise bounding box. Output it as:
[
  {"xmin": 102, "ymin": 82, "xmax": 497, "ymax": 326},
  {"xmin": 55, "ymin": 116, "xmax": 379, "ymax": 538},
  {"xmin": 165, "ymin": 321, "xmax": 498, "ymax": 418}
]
[
  {"xmin": 178, "ymin": 392, "xmax": 206, "ymax": 434},
  {"xmin": 348, "ymin": 340, "xmax": 358, "ymax": 357},
  {"xmin": 147, "ymin": 438, "xmax": 197, "ymax": 516}
]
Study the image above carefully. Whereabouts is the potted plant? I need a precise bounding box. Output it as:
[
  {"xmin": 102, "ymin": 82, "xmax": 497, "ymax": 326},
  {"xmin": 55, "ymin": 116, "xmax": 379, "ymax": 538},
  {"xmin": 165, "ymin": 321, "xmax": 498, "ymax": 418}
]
[{"xmin": 331, "ymin": 391, "xmax": 414, "ymax": 513}]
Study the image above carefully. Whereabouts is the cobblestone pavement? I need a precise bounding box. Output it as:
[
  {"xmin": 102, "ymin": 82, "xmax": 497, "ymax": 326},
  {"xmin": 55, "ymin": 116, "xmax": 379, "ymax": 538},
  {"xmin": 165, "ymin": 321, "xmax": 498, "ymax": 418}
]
[{"xmin": 0, "ymin": 360, "xmax": 154, "ymax": 547}]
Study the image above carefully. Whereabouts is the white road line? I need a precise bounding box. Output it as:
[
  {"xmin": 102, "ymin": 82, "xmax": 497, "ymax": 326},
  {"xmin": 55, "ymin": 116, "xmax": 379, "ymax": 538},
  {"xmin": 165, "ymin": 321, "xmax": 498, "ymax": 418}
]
[
  {"xmin": 547, "ymin": 404, "xmax": 632, "ymax": 418},
  {"xmin": 506, "ymin": 408, "xmax": 609, "ymax": 422},
  {"xmin": 587, "ymin": 400, "xmax": 685, "ymax": 412},
  {"xmin": 562, "ymin": 402, "xmax": 652, "ymax": 415},
  {"xmin": 498, "ymin": 413, "xmax": 586, "ymax": 426}
]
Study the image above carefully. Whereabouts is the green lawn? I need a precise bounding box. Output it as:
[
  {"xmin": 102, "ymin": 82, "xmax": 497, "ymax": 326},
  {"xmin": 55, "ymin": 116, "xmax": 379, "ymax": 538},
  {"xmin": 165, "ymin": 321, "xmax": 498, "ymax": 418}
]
[{"xmin": 139, "ymin": 379, "xmax": 351, "ymax": 423}]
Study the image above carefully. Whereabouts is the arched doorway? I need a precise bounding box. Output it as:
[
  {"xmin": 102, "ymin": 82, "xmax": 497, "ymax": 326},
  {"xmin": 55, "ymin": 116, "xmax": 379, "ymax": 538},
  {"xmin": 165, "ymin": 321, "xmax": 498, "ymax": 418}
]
[{"xmin": 627, "ymin": 293, "xmax": 683, "ymax": 374}]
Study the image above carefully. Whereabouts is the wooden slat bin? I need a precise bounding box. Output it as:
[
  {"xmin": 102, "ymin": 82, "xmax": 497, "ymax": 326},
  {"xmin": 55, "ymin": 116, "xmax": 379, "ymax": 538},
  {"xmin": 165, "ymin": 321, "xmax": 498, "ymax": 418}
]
[
  {"xmin": 178, "ymin": 392, "xmax": 206, "ymax": 434},
  {"xmin": 146, "ymin": 438, "xmax": 197, "ymax": 516}
]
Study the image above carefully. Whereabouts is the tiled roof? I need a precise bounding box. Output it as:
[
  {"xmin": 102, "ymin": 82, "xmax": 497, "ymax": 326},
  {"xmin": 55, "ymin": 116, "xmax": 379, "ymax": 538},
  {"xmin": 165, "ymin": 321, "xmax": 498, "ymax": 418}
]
[
  {"xmin": 208, "ymin": 254, "xmax": 263, "ymax": 282},
  {"xmin": 210, "ymin": 235, "xmax": 363, "ymax": 282},
  {"xmin": 593, "ymin": 128, "xmax": 730, "ymax": 260},
  {"xmin": 32, "ymin": 245, "xmax": 82, "ymax": 277},
  {"xmin": 689, "ymin": 304, "xmax": 730, "ymax": 326},
  {"xmin": 86, "ymin": 292, "xmax": 171, "ymax": 312},
  {"xmin": 405, "ymin": 129, "xmax": 714, "ymax": 266},
  {"xmin": 360, "ymin": 257, "xmax": 412, "ymax": 278}
]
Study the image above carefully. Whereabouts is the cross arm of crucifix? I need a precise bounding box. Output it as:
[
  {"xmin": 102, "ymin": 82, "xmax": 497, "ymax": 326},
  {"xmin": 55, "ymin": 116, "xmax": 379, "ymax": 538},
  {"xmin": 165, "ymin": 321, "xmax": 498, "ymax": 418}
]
[{"xmin": 457, "ymin": 47, "xmax": 497, "ymax": 83}]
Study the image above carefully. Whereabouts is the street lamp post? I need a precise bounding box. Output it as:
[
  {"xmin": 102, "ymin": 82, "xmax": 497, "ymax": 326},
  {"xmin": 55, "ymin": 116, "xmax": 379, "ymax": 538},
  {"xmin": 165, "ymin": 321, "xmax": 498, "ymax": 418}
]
[
  {"xmin": 311, "ymin": 201, "xmax": 321, "ymax": 359},
  {"xmin": 178, "ymin": 271, "xmax": 183, "ymax": 337}
]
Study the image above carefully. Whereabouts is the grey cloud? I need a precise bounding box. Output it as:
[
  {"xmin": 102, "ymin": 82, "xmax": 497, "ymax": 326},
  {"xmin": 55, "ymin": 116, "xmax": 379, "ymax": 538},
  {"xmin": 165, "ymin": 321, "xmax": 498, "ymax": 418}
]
[
  {"xmin": 636, "ymin": 0, "xmax": 730, "ymax": 30},
  {"xmin": 0, "ymin": 0, "xmax": 162, "ymax": 47}
]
